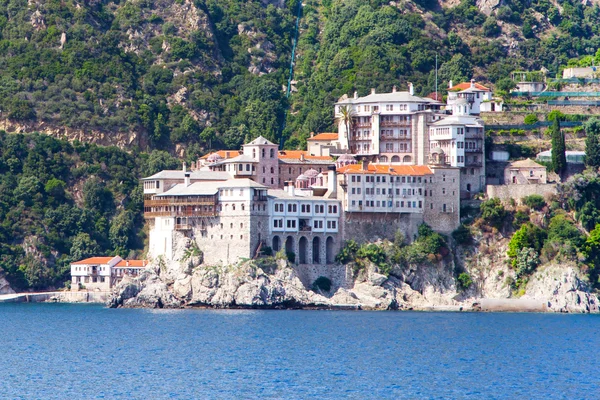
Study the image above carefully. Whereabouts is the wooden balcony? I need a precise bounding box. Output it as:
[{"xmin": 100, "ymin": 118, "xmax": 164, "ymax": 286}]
[
  {"xmin": 380, "ymin": 121, "xmax": 411, "ymax": 127},
  {"xmin": 144, "ymin": 209, "xmax": 218, "ymax": 218}
]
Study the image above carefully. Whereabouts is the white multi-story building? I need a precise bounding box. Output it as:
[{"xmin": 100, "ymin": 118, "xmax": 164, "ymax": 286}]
[
  {"xmin": 268, "ymin": 186, "xmax": 341, "ymax": 265},
  {"xmin": 335, "ymin": 85, "xmax": 444, "ymax": 164},
  {"xmin": 71, "ymin": 256, "xmax": 147, "ymax": 291},
  {"xmin": 429, "ymin": 100, "xmax": 485, "ymax": 197},
  {"xmin": 337, "ymin": 159, "xmax": 460, "ymax": 235}
]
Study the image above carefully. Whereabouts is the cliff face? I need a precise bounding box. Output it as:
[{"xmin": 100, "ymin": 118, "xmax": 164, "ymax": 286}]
[{"xmin": 109, "ymin": 234, "xmax": 600, "ymax": 312}]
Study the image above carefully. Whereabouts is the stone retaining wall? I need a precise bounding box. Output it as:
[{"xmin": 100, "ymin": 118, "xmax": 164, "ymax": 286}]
[{"xmin": 486, "ymin": 184, "xmax": 557, "ymax": 203}]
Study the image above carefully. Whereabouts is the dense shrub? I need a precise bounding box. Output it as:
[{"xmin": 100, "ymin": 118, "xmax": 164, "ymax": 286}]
[
  {"xmin": 523, "ymin": 114, "xmax": 539, "ymax": 125},
  {"xmin": 452, "ymin": 224, "xmax": 473, "ymax": 245},
  {"xmin": 457, "ymin": 272, "xmax": 473, "ymax": 289},
  {"xmin": 507, "ymin": 223, "xmax": 547, "ymax": 266},
  {"xmin": 522, "ymin": 194, "xmax": 546, "ymax": 211},
  {"xmin": 480, "ymin": 198, "xmax": 508, "ymax": 229}
]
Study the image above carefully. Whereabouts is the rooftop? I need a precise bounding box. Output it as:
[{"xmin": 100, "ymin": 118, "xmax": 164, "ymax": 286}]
[
  {"xmin": 199, "ymin": 150, "xmax": 242, "ymax": 160},
  {"xmin": 244, "ymin": 135, "xmax": 277, "ymax": 146},
  {"xmin": 156, "ymin": 179, "xmax": 266, "ymax": 197},
  {"xmin": 336, "ymin": 91, "xmax": 441, "ymax": 105},
  {"xmin": 448, "ymin": 82, "xmax": 490, "ymax": 92},
  {"xmin": 278, "ymin": 150, "xmax": 333, "ymax": 162},
  {"xmin": 142, "ymin": 170, "xmax": 231, "ymax": 181},
  {"xmin": 509, "ymin": 158, "xmax": 546, "ymax": 169},
  {"xmin": 72, "ymin": 256, "xmax": 120, "ymax": 265},
  {"xmin": 307, "ymin": 132, "xmax": 338, "ymax": 141},
  {"xmin": 431, "ymin": 115, "xmax": 484, "ymax": 127},
  {"xmin": 115, "ymin": 260, "xmax": 148, "ymax": 268},
  {"xmin": 337, "ymin": 164, "xmax": 433, "ymax": 176},
  {"xmin": 267, "ymin": 189, "xmax": 339, "ymax": 201}
]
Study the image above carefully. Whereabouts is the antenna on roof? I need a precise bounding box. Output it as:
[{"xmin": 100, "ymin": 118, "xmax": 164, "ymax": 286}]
[{"xmin": 435, "ymin": 53, "xmax": 438, "ymax": 101}]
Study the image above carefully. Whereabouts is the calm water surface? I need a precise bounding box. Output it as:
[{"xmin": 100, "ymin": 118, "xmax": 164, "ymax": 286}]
[{"xmin": 0, "ymin": 303, "xmax": 599, "ymax": 399}]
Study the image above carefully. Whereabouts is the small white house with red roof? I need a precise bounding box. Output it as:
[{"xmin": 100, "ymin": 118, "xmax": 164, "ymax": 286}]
[
  {"xmin": 71, "ymin": 256, "xmax": 148, "ymax": 291},
  {"xmin": 447, "ymin": 80, "xmax": 501, "ymax": 114}
]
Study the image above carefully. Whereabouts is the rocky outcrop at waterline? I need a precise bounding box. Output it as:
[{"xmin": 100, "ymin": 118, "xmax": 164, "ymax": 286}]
[
  {"xmin": 108, "ymin": 246, "xmax": 600, "ymax": 313},
  {"xmin": 0, "ymin": 272, "xmax": 15, "ymax": 295}
]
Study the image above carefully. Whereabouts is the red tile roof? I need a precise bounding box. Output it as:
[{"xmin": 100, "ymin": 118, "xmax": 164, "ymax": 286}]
[
  {"xmin": 278, "ymin": 150, "xmax": 332, "ymax": 161},
  {"xmin": 199, "ymin": 150, "xmax": 242, "ymax": 160},
  {"xmin": 72, "ymin": 257, "xmax": 116, "ymax": 265},
  {"xmin": 307, "ymin": 132, "xmax": 338, "ymax": 141},
  {"xmin": 448, "ymin": 82, "xmax": 490, "ymax": 92},
  {"xmin": 115, "ymin": 260, "xmax": 148, "ymax": 268},
  {"xmin": 337, "ymin": 164, "xmax": 433, "ymax": 176}
]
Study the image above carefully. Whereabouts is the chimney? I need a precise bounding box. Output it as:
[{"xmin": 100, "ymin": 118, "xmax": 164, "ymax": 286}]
[
  {"xmin": 126, "ymin": 260, "xmax": 129, "ymax": 267},
  {"xmin": 470, "ymin": 79, "xmax": 475, "ymax": 89},
  {"xmin": 287, "ymin": 181, "xmax": 295, "ymax": 196},
  {"xmin": 184, "ymin": 172, "xmax": 191, "ymax": 187},
  {"xmin": 448, "ymin": 80, "xmax": 453, "ymax": 89},
  {"xmin": 325, "ymin": 164, "xmax": 337, "ymax": 198},
  {"xmin": 353, "ymin": 91, "xmax": 358, "ymax": 99},
  {"xmin": 310, "ymin": 132, "xmax": 315, "ymax": 138},
  {"xmin": 392, "ymin": 85, "xmax": 397, "ymax": 93},
  {"xmin": 226, "ymin": 151, "xmax": 230, "ymax": 158},
  {"xmin": 408, "ymin": 82, "xmax": 414, "ymax": 95},
  {"xmin": 183, "ymin": 162, "xmax": 187, "ymax": 173},
  {"xmin": 362, "ymin": 160, "xmax": 369, "ymax": 171},
  {"xmin": 300, "ymin": 153, "xmax": 305, "ymax": 162},
  {"xmin": 370, "ymin": 88, "xmax": 376, "ymax": 95}
]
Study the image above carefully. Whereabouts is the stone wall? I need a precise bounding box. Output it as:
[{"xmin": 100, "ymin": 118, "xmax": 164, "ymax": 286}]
[
  {"xmin": 424, "ymin": 166, "xmax": 461, "ymax": 234},
  {"xmin": 291, "ymin": 263, "xmax": 353, "ymax": 291},
  {"xmin": 486, "ymin": 183, "xmax": 557, "ymax": 203},
  {"xmin": 342, "ymin": 212, "xmax": 423, "ymax": 243}
]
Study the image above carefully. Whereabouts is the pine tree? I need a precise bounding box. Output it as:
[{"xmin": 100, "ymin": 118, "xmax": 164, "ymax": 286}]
[
  {"xmin": 585, "ymin": 118, "xmax": 600, "ymax": 168},
  {"xmin": 551, "ymin": 118, "xmax": 566, "ymax": 174}
]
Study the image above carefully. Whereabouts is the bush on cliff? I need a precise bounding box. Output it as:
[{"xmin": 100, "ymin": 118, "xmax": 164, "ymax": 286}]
[
  {"xmin": 507, "ymin": 223, "xmax": 547, "ymax": 267},
  {"xmin": 457, "ymin": 272, "xmax": 473, "ymax": 290},
  {"xmin": 522, "ymin": 194, "xmax": 546, "ymax": 211},
  {"xmin": 452, "ymin": 224, "xmax": 473, "ymax": 245},
  {"xmin": 480, "ymin": 198, "xmax": 508, "ymax": 229}
]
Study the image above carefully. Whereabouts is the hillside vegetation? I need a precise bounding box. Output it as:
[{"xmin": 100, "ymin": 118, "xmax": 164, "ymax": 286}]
[
  {"xmin": 0, "ymin": 0, "xmax": 599, "ymax": 152},
  {"xmin": 0, "ymin": 131, "xmax": 178, "ymax": 290}
]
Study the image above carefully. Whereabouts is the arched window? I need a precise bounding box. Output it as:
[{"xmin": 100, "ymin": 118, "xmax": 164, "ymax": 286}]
[
  {"xmin": 262, "ymin": 149, "xmax": 265, "ymax": 158},
  {"xmin": 270, "ymin": 167, "xmax": 274, "ymax": 173},
  {"xmin": 270, "ymin": 148, "xmax": 275, "ymax": 158}
]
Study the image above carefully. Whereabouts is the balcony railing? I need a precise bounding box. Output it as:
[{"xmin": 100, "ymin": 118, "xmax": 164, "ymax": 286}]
[
  {"xmin": 465, "ymin": 161, "xmax": 483, "ymax": 167},
  {"xmin": 144, "ymin": 210, "xmax": 218, "ymax": 218},
  {"xmin": 144, "ymin": 197, "xmax": 217, "ymax": 207},
  {"xmin": 464, "ymin": 148, "xmax": 482, "ymax": 153},
  {"xmin": 354, "ymin": 123, "xmax": 372, "ymax": 128},
  {"xmin": 380, "ymin": 121, "xmax": 411, "ymax": 127},
  {"xmin": 175, "ymin": 224, "xmax": 192, "ymax": 230}
]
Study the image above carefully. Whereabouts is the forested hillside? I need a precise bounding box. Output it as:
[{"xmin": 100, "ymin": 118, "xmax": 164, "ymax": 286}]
[
  {"xmin": 0, "ymin": 132, "xmax": 178, "ymax": 290},
  {"xmin": 1, "ymin": 0, "xmax": 600, "ymax": 153}
]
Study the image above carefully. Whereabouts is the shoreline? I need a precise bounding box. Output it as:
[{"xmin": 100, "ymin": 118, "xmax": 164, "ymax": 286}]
[{"xmin": 1, "ymin": 292, "xmax": 571, "ymax": 313}]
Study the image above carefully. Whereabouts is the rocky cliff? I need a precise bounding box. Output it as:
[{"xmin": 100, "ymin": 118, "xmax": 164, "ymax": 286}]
[{"xmin": 109, "ymin": 235, "xmax": 600, "ymax": 312}]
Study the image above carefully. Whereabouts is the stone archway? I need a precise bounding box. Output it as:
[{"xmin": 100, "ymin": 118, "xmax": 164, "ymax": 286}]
[
  {"xmin": 312, "ymin": 236, "xmax": 321, "ymax": 264},
  {"xmin": 299, "ymin": 236, "xmax": 308, "ymax": 264},
  {"xmin": 326, "ymin": 236, "xmax": 335, "ymax": 264},
  {"xmin": 272, "ymin": 235, "xmax": 280, "ymax": 252},
  {"xmin": 285, "ymin": 236, "xmax": 294, "ymax": 256}
]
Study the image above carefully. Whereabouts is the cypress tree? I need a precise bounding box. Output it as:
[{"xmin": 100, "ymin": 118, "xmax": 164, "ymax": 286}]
[
  {"xmin": 585, "ymin": 118, "xmax": 600, "ymax": 168},
  {"xmin": 551, "ymin": 118, "xmax": 566, "ymax": 174}
]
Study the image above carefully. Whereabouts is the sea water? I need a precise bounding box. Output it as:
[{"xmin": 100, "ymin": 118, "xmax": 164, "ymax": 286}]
[{"xmin": 0, "ymin": 303, "xmax": 598, "ymax": 399}]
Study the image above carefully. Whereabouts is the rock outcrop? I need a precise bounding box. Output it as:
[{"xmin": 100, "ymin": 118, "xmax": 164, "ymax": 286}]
[
  {"xmin": 0, "ymin": 273, "xmax": 15, "ymax": 295},
  {"xmin": 109, "ymin": 236, "xmax": 600, "ymax": 312}
]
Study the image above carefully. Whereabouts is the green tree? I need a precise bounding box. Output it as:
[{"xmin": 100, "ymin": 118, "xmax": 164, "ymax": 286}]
[
  {"xmin": 70, "ymin": 233, "xmax": 101, "ymax": 261},
  {"xmin": 550, "ymin": 118, "xmax": 566, "ymax": 174},
  {"xmin": 480, "ymin": 198, "xmax": 507, "ymax": 229},
  {"xmin": 584, "ymin": 118, "xmax": 600, "ymax": 168},
  {"xmin": 507, "ymin": 223, "xmax": 547, "ymax": 266}
]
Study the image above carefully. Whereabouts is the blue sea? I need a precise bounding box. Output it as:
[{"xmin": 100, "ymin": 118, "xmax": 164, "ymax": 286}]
[{"xmin": 0, "ymin": 304, "xmax": 598, "ymax": 399}]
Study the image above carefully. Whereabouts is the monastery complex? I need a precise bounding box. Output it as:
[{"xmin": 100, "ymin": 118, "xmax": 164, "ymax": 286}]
[{"xmin": 72, "ymin": 80, "xmax": 508, "ymax": 285}]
